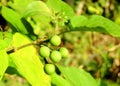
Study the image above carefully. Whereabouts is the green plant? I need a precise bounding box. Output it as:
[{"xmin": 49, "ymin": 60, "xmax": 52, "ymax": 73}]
[
  {"xmin": 59, "ymin": 47, "xmax": 69, "ymax": 58},
  {"xmin": 44, "ymin": 64, "xmax": 55, "ymax": 75},
  {"xmin": 50, "ymin": 35, "xmax": 61, "ymax": 46},
  {"xmin": 0, "ymin": 0, "xmax": 120, "ymax": 86},
  {"xmin": 50, "ymin": 50, "xmax": 62, "ymax": 63},
  {"xmin": 39, "ymin": 46, "xmax": 50, "ymax": 58}
]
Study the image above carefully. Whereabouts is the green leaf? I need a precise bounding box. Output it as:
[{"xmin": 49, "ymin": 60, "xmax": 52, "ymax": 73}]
[
  {"xmin": 0, "ymin": 32, "xmax": 13, "ymax": 50},
  {"xmin": 51, "ymin": 73, "xmax": 71, "ymax": 86},
  {"xmin": 1, "ymin": 6, "xmax": 28, "ymax": 34},
  {"xmin": 0, "ymin": 40, "xmax": 8, "ymax": 50},
  {"xmin": 0, "ymin": 50, "xmax": 9, "ymax": 80},
  {"xmin": 47, "ymin": 0, "xmax": 74, "ymax": 18},
  {"xmin": 8, "ymin": 0, "xmax": 34, "ymax": 14},
  {"xmin": 21, "ymin": 18, "xmax": 36, "ymax": 36},
  {"xmin": 22, "ymin": 1, "xmax": 51, "ymax": 18},
  {"xmin": 10, "ymin": 33, "xmax": 51, "ymax": 86},
  {"xmin": 21, "ymin": 1, "xmax": 52, "ymax": 37},
  {"xmin": 69, "ymin": 15, "xmax": 120, "ymax": 38},
  {"xmin": 58, "ymin": 66, "xmax": 98, "ymax": 86}
]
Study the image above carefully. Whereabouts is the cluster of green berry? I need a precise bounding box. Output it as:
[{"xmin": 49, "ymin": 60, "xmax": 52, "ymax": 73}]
[{"xmin": 39, "ymin": 35, "xmax": 69, "ymax": 75}]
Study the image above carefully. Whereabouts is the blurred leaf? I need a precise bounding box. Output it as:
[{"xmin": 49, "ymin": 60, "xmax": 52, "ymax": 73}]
[
  {"xmin": 21, "ymin": 18, "xmax": 36, "ymax": 36},
  {"xmin": 0, "ymin": 40, "xmax": 8, "ymax": 50},
  {"xmin": 97, "ymin": 79, "xmax": 107, "ymax": 86},
  {"xmin": 105, "ymin": 80, "xmax": 120, "ymax": 86},
  {"xmin": 10, "ymin": 33, "xmax": 51, "ymax": 86},
  {"xmin": 47, "ymin": 0, "xmax": 74, "ymax": 18},
  {"xmin": 1, "ymin": 6, "xmax": 28, "ymax": 34},
  {"xmin": 98, "ymin": 0, "xmax": 107, "ymax": 7},
  {"xmin": 0, "ymin": 81, "xmax": 5, "ymax": 86},
  {"xmin": 69, "ymin": 15, "xmax": 120, "ymax": 38},
  {"xmin": 97, "ymin": 79, "xmax": 120, "ymax": 86},
  {"xmin": 1, "ymin": 6, "xmax": 34, "ymax": 35},
  {"xmin": 51, "ymin": 73, "xmax": 71, "ymax": 86},
  {"xmin": 0, "ymin": 32, "xmax": 13, "ymax": 50},
  {"xmin": 21, "ymin": 1, "xmax": 53, "ymax": 37},
  {"xmin": 115, "ymin": 16, "xmax": 120, "ymax": 25},
  {"xmin": 22, "ymin": 1, "xmax": 51, "ymax": 18},
  {"xmin": 0, "ymin": 50, "xmax": 9, "ymax": 80},
  {"xmin": 58, "ymin": 66, "xmax": 98, "ymax": 86},
  {"xmin": 8, "ymin": 0, "xmax": 33, "ymax": 14}
]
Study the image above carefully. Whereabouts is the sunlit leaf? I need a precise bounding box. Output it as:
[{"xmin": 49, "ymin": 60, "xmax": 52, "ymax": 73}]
[
  {"xmin": 21, "ymin": 1, "xmax": 52, "ymax": 37},
  {"xmin": 51, "ymin": 73, "xmax": 71, "ymax": 86},
  {"xmin": 8, "ymin": 0, "xmax": 34, "ymax": 14},
  {"xmin": 2, "ymin": 6, "xmax": 35, "ymax": 35},
  {"xmin": 0, "ymin": 32, "xmax": 13, "ymax": 50},
  {"xmin": 10, "ymin": 33, "xmax": 51, "ymax": 86},
  {"xmin": 1, "ymin": 6, "xmax": 28, "ymax": 34},
  {"xmin": 0, "ymin": 50, "xmax": 9, "ymax": 80},
  {"xmin": 69, "ymin": 15, "xmax": 120, "ymax": 38},
  {"xmin": 58, "ymin": 66, "xmax": 98, "ymax": 86},
  {"xmin": 22, "ymin": 1, "xmax": 51, "ymax": 18}
]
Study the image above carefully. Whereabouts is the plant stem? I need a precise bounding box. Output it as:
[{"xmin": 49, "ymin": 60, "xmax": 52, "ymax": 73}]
[{"xmin": 6, "ymin": 37, "xmax": 49, "ymax": 54}]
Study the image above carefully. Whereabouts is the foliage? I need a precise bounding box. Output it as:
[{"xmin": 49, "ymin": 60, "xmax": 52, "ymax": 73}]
[{"xmin": 0, "ymin": 0, "xmax": 120, "ymax": 86}]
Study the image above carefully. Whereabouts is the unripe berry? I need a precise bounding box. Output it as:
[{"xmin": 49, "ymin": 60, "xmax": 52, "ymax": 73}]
[
  {"xmin": 59, "ymin": 47, "xmax": 69, "ymax": 58},
  {"xmin": 50, "ymin": 50, "xmax": 62, "ymax": 63},
  {"xmin": 50, "ymin": 35, "xmax": 61, "ymax": 46},
  {"xmin": 39, "ymin": 46, "xmax": 50, "ymax": 58},
  {"xmin": 44, "ymin": 64, "xmax": 55, "ymax": 75}
]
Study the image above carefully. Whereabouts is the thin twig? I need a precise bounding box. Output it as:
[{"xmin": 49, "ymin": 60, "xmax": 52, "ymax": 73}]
[{"xmin": 6, "ymin": 37, "xmax": 49, "ymax": 54}]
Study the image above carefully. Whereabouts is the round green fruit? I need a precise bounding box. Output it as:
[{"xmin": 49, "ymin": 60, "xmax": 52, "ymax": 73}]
[
  {"xmin": 59, "ymin": 47, "xmax": 69, "ymax": 58},
  {"xmin": 50, "ymin": 35, "xmax": 61, "ymax": 46},
  {"xmin": 50, "ymin": 50, "xmax": 62, "ymax": 63},
  {"xmin": 44, "ymin": 64, "xmax": 55, "ymax": 75},
  {"xmin": 39, "ymin": 46, "xmax": 50, "ymax": 58}
]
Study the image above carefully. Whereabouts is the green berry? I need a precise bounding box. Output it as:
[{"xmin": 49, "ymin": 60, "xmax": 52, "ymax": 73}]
[
  {"xmin": 50, "ymin": 35, "xmax": 61, "ymax": 46},
  {"xmin": 39, "ymin": 46, "xmax": 50, "ymax": 58},
  {"xmin": 59, "ymin": 47, "xmax": 69, "ymax": 58},
  {"xmin": 50, "ymin": 50, "xmax": 62, "ymax": 63},
  {"xmin": 44, "ymin": 64, "xmax": 55, "ymax": 75}
]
